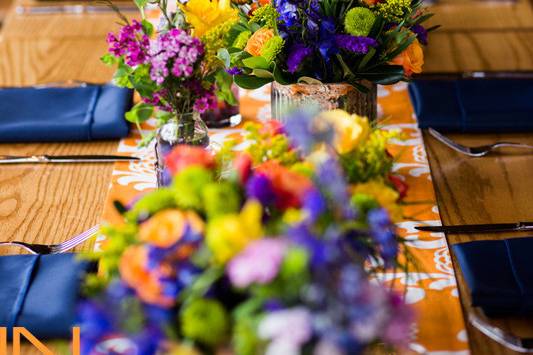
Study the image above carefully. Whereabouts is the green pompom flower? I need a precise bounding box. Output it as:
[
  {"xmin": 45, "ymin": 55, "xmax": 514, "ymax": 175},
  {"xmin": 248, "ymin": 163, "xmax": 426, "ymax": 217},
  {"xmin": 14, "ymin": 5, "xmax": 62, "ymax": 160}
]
[
  {"xmin": 172, "ymin": 167, "xmax": 214, "ymax": 210},
  {"xmin": 344, "ymin": 7, "xmax": 376, "ymax": 37},
  {"xmin": 233, "ymin": 30, "xmax": 252, "ymax": 50},
  {"xmin": 260, "ymin": 36, "xmax": 284, "ymax": 62},
  {"xmin": 280, "ymin": 247, "xmax": 309, "ymax": 279},
  {"xmin": 375, "ymin": 0, "xmax": 412, "ymax": 22},
  {"xmin": 180, "ymin": 299, "xmax": 229, "ymax": 346},
  {"xmin": 202, "ymin": 182, "xmax": 241, "ymax": 218}
]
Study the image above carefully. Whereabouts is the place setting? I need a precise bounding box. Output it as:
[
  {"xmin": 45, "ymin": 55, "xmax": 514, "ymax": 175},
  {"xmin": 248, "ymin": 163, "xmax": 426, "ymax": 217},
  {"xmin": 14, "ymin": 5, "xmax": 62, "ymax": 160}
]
[{"xmin": 1, "ymin": 0, "xmax": 533, "ymax": 353}]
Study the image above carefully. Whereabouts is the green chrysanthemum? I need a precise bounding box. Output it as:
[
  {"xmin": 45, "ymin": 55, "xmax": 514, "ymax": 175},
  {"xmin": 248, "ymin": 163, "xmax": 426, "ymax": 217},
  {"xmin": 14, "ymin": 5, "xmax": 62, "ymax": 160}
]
[
  {"xmin": 172, "ymin": 166, "xmax": 214, "ymax": 210},
  {"xmin": 250, "ymin": 4, "xmax": 280, "ymax": 29},
  {"xmin": 260, "ymin": 35, "xmax": 284, "ymax": 63},
  {"xmin": 202, "ymin": 181, "xmax": 241, "ymax": 218},
  {"xmin": 344, "ymin": 7, "xmax": 376, "ymax": 37},
  {"xmin": 180, "ymin": 299, "xmax": 229, "ymax": 346},
  {"xmin": 375, "ymin": 0, "xmax": 412, "ymax": 22},
  {"xmin": 233, "ymin": 30, "xmax": 252, "ymax": 49}
]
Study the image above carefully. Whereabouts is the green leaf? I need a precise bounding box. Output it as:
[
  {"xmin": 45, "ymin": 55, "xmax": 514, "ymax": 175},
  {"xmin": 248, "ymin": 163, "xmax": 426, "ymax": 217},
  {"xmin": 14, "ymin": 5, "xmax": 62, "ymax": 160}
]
[
  {"xmin": 134, "ymin": 0, "xmax": 149, "ymax": 11},
  {"xmin": 101, "ymin": 53, "xmax": 118, "ymax": 66},
  {"xmin": 141, "ymin": 19, "xmax": 154, "ymax": 36},
  {"xmin": 252, "ymin": 68, "xmax": 274, "ymax": 79},
  {"xmin": 272, "ymin": 63, "xmax": 291, "ymax": 85},
  {"xmin": 357, "ymin": 47, "xmax": 376, "ymax": 70},
  {"xmin": 125, "ymin": 103, "xmax": 154, "ymax": 123},
  {"xmin": 217, "ymin": 48, "xmax": 231, "ymax": 68},
  {"xmin": 242, "ymin": 56, "xmax": 270, "ymax": 70},
  {"xmin": 234, "ymin": 74, "xmax": 272, "ymax": 89},
  {"xmin": 297, "ymin": 76, "xmax": 323, "ymax": 85}
]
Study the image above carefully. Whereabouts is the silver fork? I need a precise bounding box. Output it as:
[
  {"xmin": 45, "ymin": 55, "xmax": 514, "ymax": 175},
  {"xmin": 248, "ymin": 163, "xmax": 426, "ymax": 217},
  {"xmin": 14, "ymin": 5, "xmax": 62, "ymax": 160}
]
[
  {"xmin": 0, "ymin": 224, "xmax": 100, "ymax": 254},
  {"xmin": 428, "ymin": 128, "xmax": 533, "ymax": 157}
]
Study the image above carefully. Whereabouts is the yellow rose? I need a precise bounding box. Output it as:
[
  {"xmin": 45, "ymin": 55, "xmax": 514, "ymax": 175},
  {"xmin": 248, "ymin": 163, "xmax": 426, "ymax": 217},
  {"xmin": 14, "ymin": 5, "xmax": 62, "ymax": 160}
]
[
  {"xmin": 139, "ymin": 209, "xmax": 204, "ymax": 248},
  {"xmin": 352, "ymin": 180, "xmax": 402, "ymax": 221},
  {"xmin": 320, "ymin": 109, "xmax": 371, "ymax": 154},
  {"xmin": 206, "ymin": 200, "xmax": 263, "ymax": 263},
  {"xmin": 180, "ymin": 0, "xmax": 238, "ymax": 38}
]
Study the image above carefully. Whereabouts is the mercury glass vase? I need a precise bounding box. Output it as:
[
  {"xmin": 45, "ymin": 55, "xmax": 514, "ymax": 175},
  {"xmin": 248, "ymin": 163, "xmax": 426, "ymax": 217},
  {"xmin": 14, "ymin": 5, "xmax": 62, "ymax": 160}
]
[
  {"xmin": 155, "ymin": 112, "xmax": 209, "ymax": 187},
  {"xmin": 271, "ymin": 81, "xmax": 377, "ymax": 123}
]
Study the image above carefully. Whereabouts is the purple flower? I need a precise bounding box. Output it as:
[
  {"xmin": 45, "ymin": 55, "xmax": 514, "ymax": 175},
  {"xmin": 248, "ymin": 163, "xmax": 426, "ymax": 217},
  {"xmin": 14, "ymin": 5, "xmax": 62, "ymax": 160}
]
[
  {"xmin": 302, "ymin": 188, "xmax": 326, "ymax": 222},
  {"xmin": 246, "ymin": 173, "xmax": 275, "ymax": 206},
  {"xmin": 315, "ymin": 158, "xmax": 356, "ymax": 219},
  {"xmin": 368, "ymin": 208, "xmax": 398, "ymax": 264},
  {"xmin": 107, "ymin": 20, "xmax": 150, "ymax": 66},
  {"xmin": 411, "ymin": 24, "xmax": 428, "ymax": 45},
  {"xmin": 193, "ymin": 93, "xmax": 217, "ymax": 113},
  {"xmin": 227, "ymin": 239, "xmax": 287, "ymax": 288},
  {"xmin": 287, "ymin": 44, "xmax": 313, "ymax": 73},
  {"xmin": 226, "ymin": 66, "xmax": 243, "ymax": 75},
  {"xmin": 335, "ymin": 35, "xmax": 378, "ymax": 55}
]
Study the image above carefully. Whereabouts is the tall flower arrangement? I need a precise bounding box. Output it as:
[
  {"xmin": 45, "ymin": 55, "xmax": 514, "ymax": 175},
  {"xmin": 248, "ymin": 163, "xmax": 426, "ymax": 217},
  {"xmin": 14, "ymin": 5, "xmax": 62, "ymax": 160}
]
[
  {"xmin": 101, "ymin": 0, "xmax": 238, "ymax": 143},
  {"xmin": 219, "ymin": 0, "xmax": 436, "ymax": 90},
  {"xmin": 80, "ymin": 109, "xmax": 415, "ymax": 355}
]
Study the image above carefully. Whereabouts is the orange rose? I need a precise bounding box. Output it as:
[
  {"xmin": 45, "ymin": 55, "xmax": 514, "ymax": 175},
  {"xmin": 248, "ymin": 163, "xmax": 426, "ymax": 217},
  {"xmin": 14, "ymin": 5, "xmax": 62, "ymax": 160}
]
[
  {"xmin": 390, "ymin": 38, "xmax": 424, "ymax": 76},
  {"xmin": 119, "ymin": 246, "xmax": 175, "ymax": 307},
  {"xmin": 244, "ymin": 28, "xmax": 274, "ymax": 56},
  {"xmin": 139, "ymin": 209, "xmax": 204, "ymax": 248}
]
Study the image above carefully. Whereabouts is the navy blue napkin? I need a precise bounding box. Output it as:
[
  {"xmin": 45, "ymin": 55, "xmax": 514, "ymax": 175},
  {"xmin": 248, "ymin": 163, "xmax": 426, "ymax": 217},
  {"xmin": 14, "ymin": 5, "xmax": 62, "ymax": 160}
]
[
  {"xmin": 0, "ymin": 253, "xmax": 92, "ymax": 339},
  {"xmin": 0, "ymin": 84, "xmax": 132, "ymax": 142},
  {"xmin": 409, "ymin": 79, "xmax": 533, "ymax": 132},
  {"xmin": 453, "ymin": 237, "xmax": 533, "ymax": 316}
]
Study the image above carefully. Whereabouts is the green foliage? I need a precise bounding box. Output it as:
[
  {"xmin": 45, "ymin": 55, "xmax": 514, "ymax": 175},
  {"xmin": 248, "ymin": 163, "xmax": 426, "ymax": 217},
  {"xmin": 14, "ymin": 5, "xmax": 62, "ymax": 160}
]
[
  {"xmin": 233, "ymin": 30, "xmax": 252, "ymax": 50},
  {"xmin": 242, "ymin": 123, "xmax": 299, "ymax": 166},
  {"xmin": 125, "ymin": 103, "xmax": 154, "ymax": 124},
  {"xmin": 125, "ymin": 188, "xmax": 178, "ymax": 222}
]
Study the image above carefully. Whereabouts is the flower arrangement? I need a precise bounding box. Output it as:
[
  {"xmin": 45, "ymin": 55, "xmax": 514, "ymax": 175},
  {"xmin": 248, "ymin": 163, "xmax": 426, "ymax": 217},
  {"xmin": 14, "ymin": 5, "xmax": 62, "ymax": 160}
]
[
  {"xmin": 101, "ymin": 0, "xmax": 239, "ymax": 143},
  {"xmin": 218, "ymin": 0, "xmax": 436, "ymax": 90},
  {"xmin": 79, "ymin": 109, "xmax": 414, "ymax": 355}
]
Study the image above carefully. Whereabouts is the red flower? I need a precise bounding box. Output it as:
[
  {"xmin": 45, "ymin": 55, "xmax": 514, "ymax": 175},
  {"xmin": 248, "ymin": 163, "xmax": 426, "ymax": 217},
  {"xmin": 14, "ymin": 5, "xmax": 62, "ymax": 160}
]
[
  {"xmin": 388, "ymin": 174, "xmax": 408, "ymax": 200},
  {"xmin": 233, "ymin": 152, "xmax": 253, "ymax": 183},
  {"xmin": 255, "ymin": 161, "xmax": 313, "ymax": 209},
  {"xmin": 165, "ymin": 145, "xmax": 215, "ymax": 175},
  {"xmin": 260, "ymin": 120, "xmax": 284, "ymax": 136}
]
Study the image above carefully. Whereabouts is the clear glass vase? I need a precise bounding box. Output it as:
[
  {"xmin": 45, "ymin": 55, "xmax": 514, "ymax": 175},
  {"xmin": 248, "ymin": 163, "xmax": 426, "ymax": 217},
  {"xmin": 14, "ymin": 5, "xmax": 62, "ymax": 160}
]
[
  {"xmin": 201, "ymin": 84, "xmax": 241, "ymax": 128},
  {"xmin": 155, "ymin": 112, "xmax": 209, "ymax": 187},
  {"xmin": 271, "ymin": 81, "xmax": 377, "ymax": 123}
]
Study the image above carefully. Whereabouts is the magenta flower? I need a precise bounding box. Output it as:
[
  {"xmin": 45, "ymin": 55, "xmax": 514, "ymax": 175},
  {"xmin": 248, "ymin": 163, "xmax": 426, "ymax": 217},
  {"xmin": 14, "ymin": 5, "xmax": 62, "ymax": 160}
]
[
  {"xmin": 227, "ymin": 239, "xmax": 287, "ymax": 288},
  {"xmin": 107, "ymin": 20, "xmax": 150, "ymax": 66}
]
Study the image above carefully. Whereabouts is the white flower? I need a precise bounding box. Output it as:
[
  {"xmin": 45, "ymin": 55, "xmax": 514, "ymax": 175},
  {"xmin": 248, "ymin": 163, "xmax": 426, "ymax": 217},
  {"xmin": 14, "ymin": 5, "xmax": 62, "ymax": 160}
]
[{"xmin": 258, "ymin": 307, "xmax": 312, "ymax": 346}]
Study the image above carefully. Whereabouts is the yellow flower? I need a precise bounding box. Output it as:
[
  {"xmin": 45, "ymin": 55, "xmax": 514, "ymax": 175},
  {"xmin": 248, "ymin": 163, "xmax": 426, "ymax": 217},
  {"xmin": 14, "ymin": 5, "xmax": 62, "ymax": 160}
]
[
  {"xmin": 320, "ymin": 109, "xmax": 371, "ymax": 154},
  {"xmin": 180, "ymin": 0, "xmax": 238, "ymax": 38},
  {"xmin": 206, "ymin": 200, "xmax": 263, "ymax": 263},
  {"xmin": 139, "ymin": 209, "xmax": 204, "ymax": 248},
  {"xmin": 352, "ymin": 180, "xmax": 403, "ymax": 221}
]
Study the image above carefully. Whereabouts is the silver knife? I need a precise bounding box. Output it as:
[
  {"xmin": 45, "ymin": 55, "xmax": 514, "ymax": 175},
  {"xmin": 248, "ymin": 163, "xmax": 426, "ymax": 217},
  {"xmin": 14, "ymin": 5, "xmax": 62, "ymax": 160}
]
[
  {"xmin": 416, "ymin": 222, "xmax": 533, "ymax": 234},
  {"xmin": 0, "ymin": 155, "xmax": 140, "ymax": 164}
]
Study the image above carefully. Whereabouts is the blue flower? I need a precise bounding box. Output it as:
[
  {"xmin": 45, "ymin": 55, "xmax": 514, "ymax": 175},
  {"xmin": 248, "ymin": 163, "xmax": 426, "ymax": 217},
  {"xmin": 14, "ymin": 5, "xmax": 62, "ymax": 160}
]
[
  {"xmin": 411, "ymin": 24, "xmax": 428, "ymax": 45},
  {"xmin": 246, "ymin": 173, "xmax": 275, "ymax": 206},
  {"xmin": 303, "ymin": 188, "xmax": 326, "ymax": 222},
  {"xmin": 335, "ymin": 35, "xmax": 378, "ymax": 54},
  {"xmin": 315, "ymin": 158, "xmax": 356, "ymax": 219},
  {"xmin": 274, "ymin": 0, "xmax": 299, "ymax": 27},
  {"xmin": 368, "ymin": 208, "xmax": 398, "ymax": 264},
  {"xmin": 287, "ymin": 44, "xmax": 313, "ymax": 73}
]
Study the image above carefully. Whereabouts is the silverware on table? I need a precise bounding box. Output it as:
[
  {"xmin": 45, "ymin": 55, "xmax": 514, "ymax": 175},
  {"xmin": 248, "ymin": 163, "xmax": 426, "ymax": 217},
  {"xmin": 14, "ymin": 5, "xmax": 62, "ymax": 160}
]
[
  {"xmin": 416, "ymin": 221, "xmax": 533, "ymax": 234},
  {"xmin": 428, "ymin": 128, "xmax": 533, "ymax": 157},
  {"xmin": 0, "ymin": 224, "xmax": 99, "ymax": 254},
  {"xmin": 15, "ymin": 4, "xmax": 138, "ymax": 15},
  {"xmin": 469, "ymin": 311, "xmax": 533, "ymax": 352},
  {"xmin": 0, "ymin": 155, "xmax": 140, "ymax": 164}
]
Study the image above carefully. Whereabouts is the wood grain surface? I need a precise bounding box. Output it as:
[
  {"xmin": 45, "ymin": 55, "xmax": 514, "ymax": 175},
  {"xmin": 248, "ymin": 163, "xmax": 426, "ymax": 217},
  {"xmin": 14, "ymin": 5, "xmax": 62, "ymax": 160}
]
[{"xmin": 424, "ymin": 131, "xmax": 533, "ymax": 355}]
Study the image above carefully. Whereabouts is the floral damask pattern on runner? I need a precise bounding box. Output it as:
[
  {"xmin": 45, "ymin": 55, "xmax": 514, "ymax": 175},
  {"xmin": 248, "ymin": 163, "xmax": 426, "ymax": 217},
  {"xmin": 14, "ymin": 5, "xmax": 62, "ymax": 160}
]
[{"xmin": 99, "ymin": 85, "xmax": 470, "ymax": 354}]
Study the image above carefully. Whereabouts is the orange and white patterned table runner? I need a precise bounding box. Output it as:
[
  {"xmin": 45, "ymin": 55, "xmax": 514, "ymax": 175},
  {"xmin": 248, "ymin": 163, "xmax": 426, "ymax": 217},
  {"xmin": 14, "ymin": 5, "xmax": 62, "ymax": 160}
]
[{"xmin": 99, "ymin": 84, "xmax": 470, "ymax": 354}]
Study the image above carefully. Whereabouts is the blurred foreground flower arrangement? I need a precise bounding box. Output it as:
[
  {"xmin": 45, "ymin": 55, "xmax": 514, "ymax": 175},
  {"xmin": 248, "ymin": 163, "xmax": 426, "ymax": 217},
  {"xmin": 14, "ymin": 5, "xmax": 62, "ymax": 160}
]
[{"xmin": 79, "ymin": 109, "xmax": 415, "ymax": 355}]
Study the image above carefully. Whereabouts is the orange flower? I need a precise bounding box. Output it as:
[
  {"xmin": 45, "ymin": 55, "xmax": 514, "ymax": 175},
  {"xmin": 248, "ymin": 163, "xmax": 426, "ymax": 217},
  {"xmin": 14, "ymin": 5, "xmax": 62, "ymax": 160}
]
[
  {"xmin": 255, "ymin": 161, "xmax": 313, "ymax": 209},
  {"xmin": 119, "ymin": 246, "xmax": 175, "ymax": 307},
  {"xmin": 390, "ymin": 38, "xmax": 424, "ymax": 76},
  {"xmin": 244, "ymin": 28, "xmax": 274, "ymax": 56},
  {"xmin": 139, "ymin": 209, "xmax": 204, "ymax": 248}
]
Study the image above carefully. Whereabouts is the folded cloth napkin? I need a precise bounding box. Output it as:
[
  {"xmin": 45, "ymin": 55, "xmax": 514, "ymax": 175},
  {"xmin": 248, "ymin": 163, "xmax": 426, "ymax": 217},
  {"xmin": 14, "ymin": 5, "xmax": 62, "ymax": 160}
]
[
  {"xmin": 409, "ymin": 79, "xmax": 533, "ymax": 132},
  {"xmin": 0, "ymin": 84, "xmax": 132, "ymax": 142},
  {"xmin": 0, "ymin": 253, "xmax": 93, "ymax": 339},
  {"xmin": 453, "ymin": 237, "xmax": 533, "ymax": 316}
]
